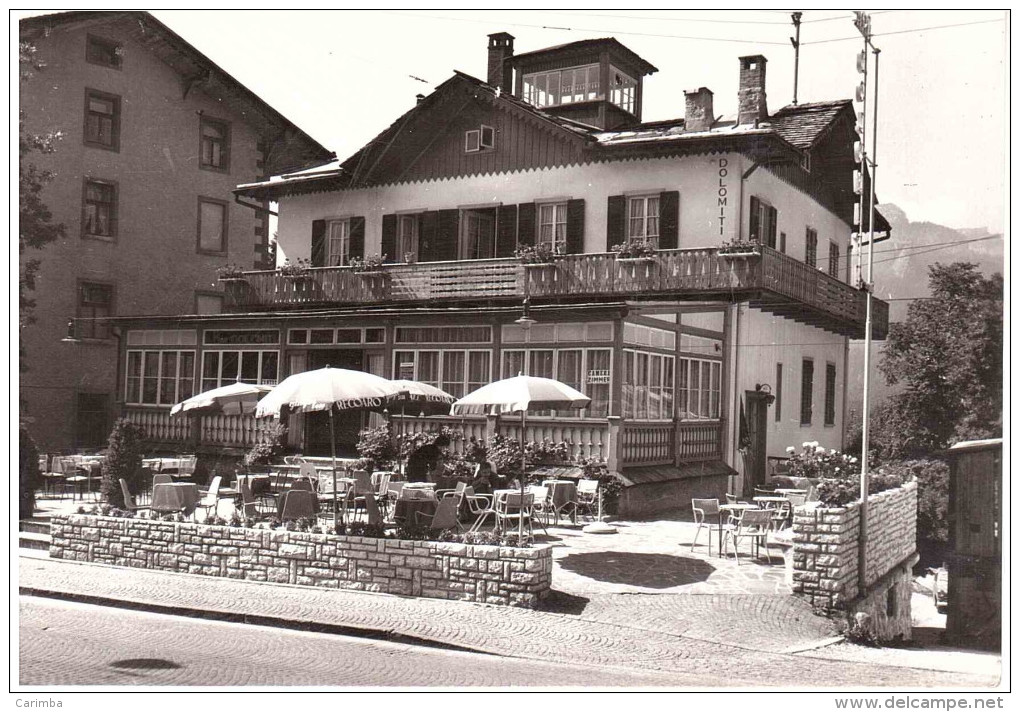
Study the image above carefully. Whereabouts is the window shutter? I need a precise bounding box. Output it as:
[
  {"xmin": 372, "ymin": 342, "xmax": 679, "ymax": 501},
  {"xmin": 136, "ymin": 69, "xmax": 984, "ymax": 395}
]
[
  {"xmin": 381, "ymin": 214, "xmax": 397, "ymax": 263},
  {"xmin": 658, "ymin": 190, "xmax": 679, "ymax": 249},
  {"xmin": 606, "ymin": 194, "xmax": 626, "ymax": 250},
  {"xmin": 565, "ymin": 199, "xmax": 585, "ymax": 254},
  {"xmin": 310, "ymin": 219, "xmax": 326, "ymax": 267},
  {"xmin": 349, "ymin": 216, "xmax": 365, "ymax": 260},
  {"xmin": 749, "ymin": 196, "xmax": 761, "ymax": 243},
  {"xmin": 767, "ymin": 206, "xmax": 778, "ymax": 249},
  {"xmin": 434, "ymin": 209, "xmax": 459, "ymax": 261},
  {"xmin": 419, "ymin": 211, "xmax": 439, "ymax": 262},
  {"xmin": 495, "ymin": 204, "xmax": 518, "ymax": 258},
  {"xmin": 517, "ymin": 202, "xmax": 536, "ymax": 247}
]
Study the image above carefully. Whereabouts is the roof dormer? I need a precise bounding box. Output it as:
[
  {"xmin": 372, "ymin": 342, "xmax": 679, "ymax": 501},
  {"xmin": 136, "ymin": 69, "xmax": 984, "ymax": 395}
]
[{"xmin": 507, "ymin": 37, "xmax": 657, "ymax": 130}]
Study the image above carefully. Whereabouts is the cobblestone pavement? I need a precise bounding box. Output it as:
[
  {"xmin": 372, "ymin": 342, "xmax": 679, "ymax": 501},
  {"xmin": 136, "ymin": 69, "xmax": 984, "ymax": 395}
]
[
  {"xmin": 20, "ymin": 597, "xmax": 685, "ymax": 687},
  {"xmin": 19, "ymin": 557, "xmax": 997, "ymax": 687}
]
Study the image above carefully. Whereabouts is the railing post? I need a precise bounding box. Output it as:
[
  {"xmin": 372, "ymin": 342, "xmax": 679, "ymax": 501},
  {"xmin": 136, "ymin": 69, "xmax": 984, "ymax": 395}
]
[
  {"xmin": 606, "ymin": 416, "xmax": 623, "ymax": 475},
  {"xmin": 485, "ymin": 414, "xmax": 498, "ymax": 442},
  {"xmin": 673, "ymin": 419, "xmax": 682, "ymax": 467}
]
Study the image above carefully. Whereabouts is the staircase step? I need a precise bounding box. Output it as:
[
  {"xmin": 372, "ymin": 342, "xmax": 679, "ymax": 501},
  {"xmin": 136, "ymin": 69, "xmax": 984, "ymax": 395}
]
[
  {"xmin": 20, "ymin": 519, "xmax": 51, "ymax": 535},
  {"xmin": 19, "ymin": 531, "xmax": 51, "ymax": 551}
]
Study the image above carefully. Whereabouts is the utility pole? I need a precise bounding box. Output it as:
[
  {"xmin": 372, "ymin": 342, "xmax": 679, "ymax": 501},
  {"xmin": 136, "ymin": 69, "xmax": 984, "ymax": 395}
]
[
  {"xmin": 852, "ymin": 10, "xmax": 879, "ymax": 598},
  {"xmin": 790, "ymin": 12, "xmax": 803, "ymax": 105}
]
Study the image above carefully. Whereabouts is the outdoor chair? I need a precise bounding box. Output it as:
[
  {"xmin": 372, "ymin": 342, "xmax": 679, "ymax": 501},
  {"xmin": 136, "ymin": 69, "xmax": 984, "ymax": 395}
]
[
  {"xmin": 770, "ymin": 498, "xmax": 794, "ymax": 531},
  {"xmin": 786, "ymin": 492, "xmax": 808, "ymax": 507},
  {"xmin": 284, "ymin": 455, "xmax": 306, "ymax": 466},
  {"xmin": 494, "ymin": 491, "xmax": 535, "ymax": 537},
  {"xmin": 363, "ymin": 487, "xmax": 385, "ymax": 527},
  {"xmin": 722, "ymin": 508, "xmax": 776, "ymax": 565},
  {"xmin": 415, "ymin": 496, "xmax": 459, "ymax": 533},
  {"xmin": 691, "ymin": 498, "xmax": 723, "ymax": 556},
  {"xmin": 466, "ymin": 492, "xmax": 496, "ymax": 532},
  {"xmin": 237, "ymin": 482, "xmax": 261, "ymax": 520},
  {"xmin": 374, "ymin": 473, "xmax": 392, "ymax": 517},
  {"xmin": 575, "ymin": 479, "xmax": 600, "ymax": 521},
  {"xmin": 436, "ymin": 481, "xmax": 467, "ymax": 501},
  {"xmin": 195, "ymin": 476, "xmax": 223, "ymax": 519},
  {"xmin": 298, "ymin": 462, "xmax": 318, "ymax": 485},
  {"xmin": 290, "ymin": 478, "xmax": 315, "ymax": 492},
  {"xmin": 152, "ymin": 473, "xmax": 173, "ymax": 489},
  {"xmin": 725, "ymin": 493, "xmax": 744, "ymax": 505},
  {"xmin": 119, "ymin": 479, "xmax": 150, "ymax": 515},
  {"xmin": 527, "ymin": 485, "xmax": 552, "ymax": 533},
  {"xmin": 279, "ymin": 489, "xmax": 317, "ymax": 522},
  {"xmin": 179, "ymin": 455, "xmax": 198, "ymax": 476}
]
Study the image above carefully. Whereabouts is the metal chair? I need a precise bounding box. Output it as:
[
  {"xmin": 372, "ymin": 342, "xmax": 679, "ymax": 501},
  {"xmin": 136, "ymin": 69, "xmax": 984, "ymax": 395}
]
[
  {"xmin": 237, "ymin": 482, "xmax": 261, "ymax": 520},
  {"xmin": 575, "ymin": 479, "xmax": 600, "ymax": 521},
  {"xmin": 415, "ymin": 496, "xmax": 459, "ymax": 533},
  {"xmin": 279, "ymin": 489, "xmax": 317, "ymax": 521},
  {"xmin": 467, "ymin": 492, "xmax": 496, "ymax": 532},
  {"xmin": 691, "ymin": 498, "xmax": 723, "ymax": 556},
  {"xmin": 195, "ymin": 476, "xmax": 223, "ymax": 519},
  {"xmin": 494, "ymin": 491, "xmax": 535, "ymax": 536},
  {"xmin": 119, "ymin": 479, "xmax": 150, "ymax": 515},
  {"xmin": 723, "ymin": 508, "xmax": 776, "ymax": 565}
]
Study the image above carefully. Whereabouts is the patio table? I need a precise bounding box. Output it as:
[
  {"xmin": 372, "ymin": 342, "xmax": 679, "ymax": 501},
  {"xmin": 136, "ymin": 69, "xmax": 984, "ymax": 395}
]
[
  {"xmin": 151, "ymin": 482, "xmax": 199, "ymax": 516},
  {"xmin": 143, "ymin": 457, "xmax": 190, "ymax": 473},
  {"xmin": 394, "ymin": 495, "xmax": 437, "ymax": 526},
  {"xmin": 542, "ymin": 480, "xmax": 578, "ymax": 524},
  {"xmin": 774, "ymin": 488, "xmax": 806, "ymax": 495},
  {"xmin": 719, "ymin": 503, "xmax": 757, "ymax": 556}
]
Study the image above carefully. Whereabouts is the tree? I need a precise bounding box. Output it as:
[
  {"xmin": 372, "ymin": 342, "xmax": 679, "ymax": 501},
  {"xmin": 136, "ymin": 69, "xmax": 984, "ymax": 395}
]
[
  {"xmin": 100, "ymin": 419, "xmax": 147, "ymax": 508},
  {"xmin": 19, "ymin": 426, "xmax": 42, "ymax": 520},
  {"xmin": 19, "ymin": 41, "xmax": 65, "ymax": 370},
  {"xmin": 870, "ymin": 262, "xmax": 1002, "ymax": 460}
]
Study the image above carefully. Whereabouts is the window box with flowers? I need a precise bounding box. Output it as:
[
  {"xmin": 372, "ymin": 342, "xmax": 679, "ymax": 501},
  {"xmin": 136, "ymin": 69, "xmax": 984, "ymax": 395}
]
[
  {"xmin": 215, "ymin": 264, "xmax": 247, "ymax": 282},
  {"xmin": 349, "ymin": 254, "xmax": 389, "ymax": 278},
  {"xmin": 612, "ymin": 239, "xmax": 657, "ymax": 263},
  {"xmin": 515, "ymin": 243, "xmax": 560, "ymax": 269},
  {"xmin": 718, "ymin": 240, "xmax": 762, "ymax": 258},
  {"xmin": 278, "ymin": 258, "xmax": 313, "ymax": 280}
]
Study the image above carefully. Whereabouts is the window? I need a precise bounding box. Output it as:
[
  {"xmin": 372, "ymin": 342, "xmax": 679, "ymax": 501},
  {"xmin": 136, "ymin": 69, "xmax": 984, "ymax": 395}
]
[
  {"xmin": 464, "ymin": 125, "xmax": 494, "ymax": 153},
  {"xmin": 609, "ymin": 65, "xmax": 637, "ymax": 114},
  {"xmin": 824, "ymin": 363, "xmax": 837, "ymax": 426},
  {"xmin": 394, "ymin": 350, "xmax": 490, "ymax": 401},
  {"xmin": 200, "ymin": 117, "xmax": 230, "ymax": 171},
  {"xmin": 76, "ymin": 393, "xmax": 110, "ymax": 450},
  {"xmin": 800, "ymin": 359, "xmax": 814, "ymax": 426},
  {"xmin": 86, "ymin": 35, "xmax": 121, "ymax": 69},
  {"xmin": 397, "ymin": 214, "xmax": 420, "ymax": 262},
  {"xmin": 627, "ymin": 195, "xmax": 660, "ymax": 244},
  {"xmin": 395, "ymin": 326, "xmax": 492, "ymax": 343},
  {"xmin": 677, "ymin": 357, "xmax": 720, "ymax": 421},
  {"xmin": 537, "ymin": 202, "xmax": 567, "ymax": 253},
  {"xmin": 77, "ymin": 282, "xmax": 113, "ymax": 339},
  {"xmin": 84, "ymin": 89, "xmax": 120, "ymax": 150},
  {"xmin": 502, "ymin": 348, "xmax": 611, "ymax": 418},
  {"xmin": 828, "ymin": 241, "xmax": 840, "ymax": 278},
  {"xmin": 524, "ymin": 64, "xmax": 600, "ymax": 108},
  {"xmin": 326, "ymin": 219, "xmax": 350, "ymax": 266},
  {"xmin": 125, "ymin": 350, "xmax": 196, "ymax": 405},
  {"xmin": 460, "ymin": 210, "xmax": 494, "ymax": 260},
  {"xmin": 624, "ymin": 350, "xmax": 678, "ymax": 420},
  {"xmin": 775, "ymin": 363, "xmax": 783, "ymax": 423},
  {"xmin": 805, "ymin": 227, "xmax": 818, "ymax": 268},
  {"xmin": 750, "ymin": 197, "xmax": 778, "ymax": 248},
  {"xmin": 197, "ymin": 198, "xmax": 227, "ymax": 254},
  {"xmin": 82, "ymin": 180, "xmax": 116, "ymax": 239},
  {"xmin": 201, "ymin": 350, "xmax": 279, "ymax": 392}
]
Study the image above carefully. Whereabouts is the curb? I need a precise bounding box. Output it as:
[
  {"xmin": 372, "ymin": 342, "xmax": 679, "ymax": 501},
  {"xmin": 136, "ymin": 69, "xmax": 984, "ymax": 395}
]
[{"xmin": 18, "ymin": 584, "xmax": 497, "ymax": 658}]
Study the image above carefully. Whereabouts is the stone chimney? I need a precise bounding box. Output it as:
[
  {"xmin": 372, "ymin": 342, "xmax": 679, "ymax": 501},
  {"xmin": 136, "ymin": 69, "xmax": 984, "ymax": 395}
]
[
  {"xmin": 737, "ymin": 55, "xmax": 768, "ymax": 126},
  {"xmin": 684, "ymin": 87, "xmax": 715, "ymax": 132},
  {"xmin": 487, "ymin": 32, "xmax": 515, "ymax": 91}
]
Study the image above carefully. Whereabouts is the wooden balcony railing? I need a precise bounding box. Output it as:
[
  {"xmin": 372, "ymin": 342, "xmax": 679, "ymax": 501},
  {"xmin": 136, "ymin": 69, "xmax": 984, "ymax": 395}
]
[{"xmin": 223, "ymin": 247, "xmax": 887, "ymax": 339}]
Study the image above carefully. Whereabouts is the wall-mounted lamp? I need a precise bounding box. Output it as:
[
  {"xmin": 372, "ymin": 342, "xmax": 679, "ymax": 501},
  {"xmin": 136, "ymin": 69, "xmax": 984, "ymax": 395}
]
[
  {"xmin": 60, "ymin": 319, "xmax": 81, "ymax": 343},
  {"xmin": 754, "ymin": 383, "xmax": 776, "ymax": 406},
  {"xmin": 514, "ymin": 297, "xmax": 536, "ymax": 331}
]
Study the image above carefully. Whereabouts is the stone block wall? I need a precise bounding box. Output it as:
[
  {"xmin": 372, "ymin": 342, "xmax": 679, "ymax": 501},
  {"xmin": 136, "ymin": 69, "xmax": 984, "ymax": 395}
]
[
  {"xmin": 50, "ymin": 515, "xmax": 552, "ymax": 608},
  {"xmin": 791, "ymin": 481, "xmax": 918, "ymax": 639}
]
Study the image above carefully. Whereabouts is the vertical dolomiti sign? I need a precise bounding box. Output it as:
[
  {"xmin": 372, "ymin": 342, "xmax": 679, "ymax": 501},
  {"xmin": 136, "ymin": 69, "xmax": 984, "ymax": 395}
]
[{"xmin": 717, "ymin": 157, "xmax": 730, "ymax": 237}]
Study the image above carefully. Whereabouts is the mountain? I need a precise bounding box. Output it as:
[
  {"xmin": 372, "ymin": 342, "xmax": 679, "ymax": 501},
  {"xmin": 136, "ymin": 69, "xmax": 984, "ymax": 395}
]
[{"xmin": 846, "ymin": 204, "xmax": 1004, "ymax": 410}]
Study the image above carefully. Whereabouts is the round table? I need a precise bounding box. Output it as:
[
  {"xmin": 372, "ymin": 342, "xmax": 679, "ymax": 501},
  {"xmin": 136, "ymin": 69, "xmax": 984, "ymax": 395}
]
[
  {"xmin": 542, "ymin": 480, "xmax": 578, "ymax": 523},
  {"xmin": 151, "ymin": 482, "xmax": 200, "ymax": 516},
  {"xmin": 393, "ymin": 497, "xmax": 437, "ymax": 526}
]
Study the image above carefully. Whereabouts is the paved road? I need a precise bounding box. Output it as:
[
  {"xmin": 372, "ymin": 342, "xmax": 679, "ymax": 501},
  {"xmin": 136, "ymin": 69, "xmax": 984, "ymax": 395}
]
[{"xmin": 18, "ymin": 597, "xmax": 686, "ymax": 687}]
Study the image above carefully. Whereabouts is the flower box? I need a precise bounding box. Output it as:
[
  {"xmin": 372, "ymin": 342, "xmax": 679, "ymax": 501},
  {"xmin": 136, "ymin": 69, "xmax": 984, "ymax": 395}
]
[
  {"xmin": 719, "ymin": 250, "xmax": 760, "ymax": 259},
  {"xmin": 616, "ymin": 256, "xmax": 657, "ymax": 265}
]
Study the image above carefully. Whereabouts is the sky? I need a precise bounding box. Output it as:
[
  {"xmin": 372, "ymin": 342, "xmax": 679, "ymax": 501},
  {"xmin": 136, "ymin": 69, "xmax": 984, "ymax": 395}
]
[{"xmin": 20, "ymin": 9, "xmax": 1009, "ymax": 232}]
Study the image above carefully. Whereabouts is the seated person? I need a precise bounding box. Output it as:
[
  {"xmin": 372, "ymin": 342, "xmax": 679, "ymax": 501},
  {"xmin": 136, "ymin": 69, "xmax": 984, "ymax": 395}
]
[
  {"xmin": 404, "ymin": 434, "xmax": 451, "ymax": 483},
  {"xmin": 471, "ymin": 461, "xmax": 494, "ymax": 495}
]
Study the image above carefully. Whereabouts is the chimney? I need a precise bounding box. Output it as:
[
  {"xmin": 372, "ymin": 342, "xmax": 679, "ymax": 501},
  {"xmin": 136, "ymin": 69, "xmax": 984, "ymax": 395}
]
[
  {"xmin": 737, "ymin": 55, "xmax": 768, "ymax": 126},
  {"xmin": 487, "ymin": 32, "xmax": 515, "ymax": 91},
  {"xmin": 416, "ymin": 93, "xmax": 426, "ymax": 104},
  {"xmin": 684, "ymin": 87, "xmax": 715, "ymax": 132}
]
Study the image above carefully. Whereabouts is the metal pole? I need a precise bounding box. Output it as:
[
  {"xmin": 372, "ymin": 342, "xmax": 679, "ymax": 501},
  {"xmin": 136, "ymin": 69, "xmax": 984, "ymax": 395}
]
[
  {"xmin": 791, "ymin": 12, "xmax": 803, "ymax": 105},
  {"xmin": 520, "ymin": 410, "xmax": 527, "ymax": 542},
  {"xmin": 329, "ymin": 405, "xmax": 339, "ymax": 532}
]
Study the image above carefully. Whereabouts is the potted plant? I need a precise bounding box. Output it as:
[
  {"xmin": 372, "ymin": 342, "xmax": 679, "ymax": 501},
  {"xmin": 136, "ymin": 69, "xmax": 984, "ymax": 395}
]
[
  {"xmin": 515, "ymin": 243, "xmax": 559, "ymax": 268},
  {"xmin": 612, "ymin": 239, "xmax": 657, "ymax": 263},
  {"xmin": 718, "ymin": 239, "xmax": 761, "ymax": 258},
  {"xmin": 278, "ymin": 257, "xmax": 312, "ymax": 279},
  {"xmin": 349, "ymin": 254, "xmax": 388, "ymax": 277},
  {"xmin": 215, "ymin": 264, "xmax": 246, "ymax": 281}
]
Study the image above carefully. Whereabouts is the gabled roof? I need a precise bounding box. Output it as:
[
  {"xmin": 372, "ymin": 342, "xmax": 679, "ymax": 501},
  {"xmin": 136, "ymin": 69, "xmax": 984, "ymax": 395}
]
[
  {"xmin": 510, "ymin": 37, "xmax": 658, "ymax": 76},
  {"xmin": 770, "ymin": 100, "xmax": 854, "ymax": 150},
  {"xmin": 20, "ymin": 11, "xmax": 333, "ymax": 173}
]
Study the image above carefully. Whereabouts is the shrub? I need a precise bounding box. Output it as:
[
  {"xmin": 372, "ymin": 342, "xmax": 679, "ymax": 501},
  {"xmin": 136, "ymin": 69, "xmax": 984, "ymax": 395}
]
[
  {"xmin": 356, "ymin": 424, "xmax": 396, "ymax": 470},
  {"xmin": 19, "ymin": 426, "xmax": 42, "ymax": 520},
  {"xmin": 100, "ymin": 419, "xmax": 146, "ymax": 508},
  {"xmin": 878, "ymin": 459, "xmax": 949, "ymax": 543},
  {"xmin": 577, "ymin": 458, "xmax": 623, "ymax": 515},
  {"xmin": 785, "ymin": 441, "xmax": 858, "ymax": 480},
  {"xmin": 242, "ymin": 421, "xmax": 287, "ymax": 470}
]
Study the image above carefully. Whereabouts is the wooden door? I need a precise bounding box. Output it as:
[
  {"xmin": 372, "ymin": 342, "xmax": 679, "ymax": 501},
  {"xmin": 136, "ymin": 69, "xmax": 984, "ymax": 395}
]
[{"xmin": 743, "ymin": 391, "xmax": 768, "ymax": 495}]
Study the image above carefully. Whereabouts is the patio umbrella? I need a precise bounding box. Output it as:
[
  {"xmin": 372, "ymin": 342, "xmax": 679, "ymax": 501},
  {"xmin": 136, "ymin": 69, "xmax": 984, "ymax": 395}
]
[
  {"xmin": 255, "ymin": 367, "xmax": 402, "ymax": 530},
  {"xmin": 385, "ymin": 380, "xmax": 456, "ymax": 477},
  {"xmin": 451, "ymin": 375, "xmax": 590, "ymax": 540},
  {"xmin": 169, "ymin": 380, "xmax": 274, "ymax": 417}
]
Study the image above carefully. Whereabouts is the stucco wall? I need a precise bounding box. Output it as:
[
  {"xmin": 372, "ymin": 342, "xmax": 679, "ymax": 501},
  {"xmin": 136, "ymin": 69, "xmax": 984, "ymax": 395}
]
[
  {"xmin": 50, "ymin": 514, "xmax": 553, "ymax": 608},
  {"xmin": 21, "ymin": 22, "xmax": 265, "ymax": 449}
]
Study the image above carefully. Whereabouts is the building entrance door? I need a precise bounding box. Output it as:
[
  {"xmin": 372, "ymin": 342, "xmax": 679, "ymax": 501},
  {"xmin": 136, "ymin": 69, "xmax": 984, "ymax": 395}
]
[
  {"xmin": 304, "ymin": 349, "xmax": 366, "ymax": 457},
  {"xmin": 742, "ymin": 391, "xmax": 769, "ymax": 495}
]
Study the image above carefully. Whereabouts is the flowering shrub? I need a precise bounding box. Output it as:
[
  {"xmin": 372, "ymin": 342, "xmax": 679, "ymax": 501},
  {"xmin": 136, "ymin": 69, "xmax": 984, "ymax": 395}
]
[
  {"xmin": 785, "ymin": 441, "xmax": 857, "ymax": 480},
  {"xmin": 349, "ymin": 254, "xmax": 387, "ymax": 272},
  {"xmin": 785, "ymin": 442, "xmax": 907, "ymax": 506},
  {"xmin": 356, "ymin": 424, "xmax": 397, "ymax": 470},
  {"xmin": 278, "ymin": 258, "xmax": 312, "ymax": 278},
  {"xmin": 397, "ymin": 427, "xmax": 461, "ymax": 460},
  {"xmin": 242, "ymin": 421, "xmax": 287, "ymax": 470},
  {"xmin": 612, "ymin": 239, "xmax": 657, "ymax": 259},
  {"xmin": 515, "ymin": 243, "xmax": 560, "ymax": 264}
]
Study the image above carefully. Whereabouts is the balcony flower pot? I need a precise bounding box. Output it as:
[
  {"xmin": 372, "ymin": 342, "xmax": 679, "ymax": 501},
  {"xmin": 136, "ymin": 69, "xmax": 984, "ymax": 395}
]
[
  {"xmin": 616, "ymin": 256, "xmax": 657, "ymax": 265},
  {"xmin": 718, "ymin": 243, "xmax": 761, "ymax": 259}
]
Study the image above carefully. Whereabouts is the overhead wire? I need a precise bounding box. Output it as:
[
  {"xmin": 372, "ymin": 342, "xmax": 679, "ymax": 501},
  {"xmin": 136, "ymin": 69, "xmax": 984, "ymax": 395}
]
[{"xmin": 802, "ymin": 17, "xmax": 1005, "ymax": 45}]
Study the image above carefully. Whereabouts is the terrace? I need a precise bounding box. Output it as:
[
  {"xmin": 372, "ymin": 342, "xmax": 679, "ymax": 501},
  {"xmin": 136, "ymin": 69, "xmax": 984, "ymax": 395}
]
[{"xmin": 221, "ymin": 246, "xmax": 888, "ymax": 340}]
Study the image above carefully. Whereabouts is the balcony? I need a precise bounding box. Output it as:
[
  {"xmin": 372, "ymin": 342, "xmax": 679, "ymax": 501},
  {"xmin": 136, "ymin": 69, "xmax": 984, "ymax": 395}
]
[{"xmin": 222, "ymin": 247, "xmax": 888, "ymax": 339}]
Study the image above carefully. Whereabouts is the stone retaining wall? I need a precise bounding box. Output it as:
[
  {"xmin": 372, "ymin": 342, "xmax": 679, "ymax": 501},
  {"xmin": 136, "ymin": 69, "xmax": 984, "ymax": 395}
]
[
  {"xmin": 792, "ymin": 481, "xmax": 918, "ymax": 639},
  {"xmin": 50, "ymin": 514, "xmax": 552, "ymax": 608}
]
